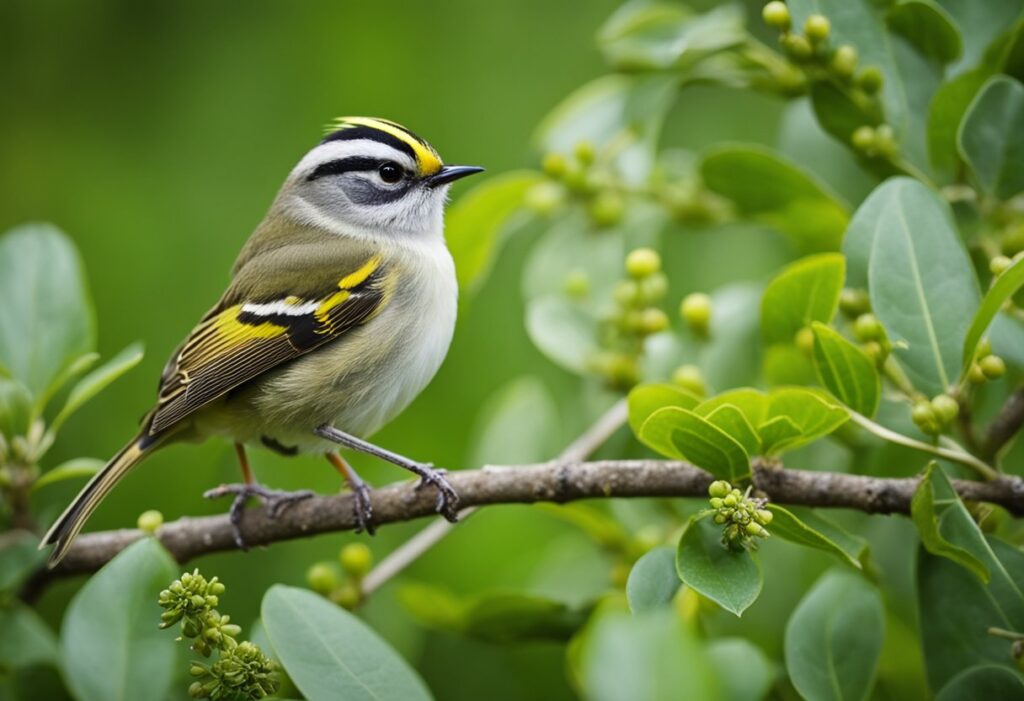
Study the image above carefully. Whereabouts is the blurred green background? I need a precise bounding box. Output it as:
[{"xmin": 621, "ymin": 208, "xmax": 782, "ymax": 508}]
[{"xmin": 0, "ymin": 1, "xmax": 905, "ymax": 698}]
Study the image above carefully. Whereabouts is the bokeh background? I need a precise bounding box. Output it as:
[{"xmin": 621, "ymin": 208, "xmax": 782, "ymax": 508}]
[{"xmin": 1, "ymin": 1, "xmax": 906, "ymax": 698}]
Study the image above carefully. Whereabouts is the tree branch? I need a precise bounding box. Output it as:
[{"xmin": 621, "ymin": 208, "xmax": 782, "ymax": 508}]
[
  {"xmin": 40, "ymin": 460, "xmax": 1024, "ymax": 580},
  {"xmin": 984, "ymin": 384, "xmax": 1024, "ymax": 460}
]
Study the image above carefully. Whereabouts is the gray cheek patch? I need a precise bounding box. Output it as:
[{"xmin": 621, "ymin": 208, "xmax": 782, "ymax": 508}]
[{"xmin": 343, "ymin": 178, "xmax": 411, "ymax": 206}]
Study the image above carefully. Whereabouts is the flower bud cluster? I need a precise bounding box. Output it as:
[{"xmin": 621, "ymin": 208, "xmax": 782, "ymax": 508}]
[
  {"xmin": 966, "ymin": 338, "xmax": 1006, "ymax": 386},
  {"xmin": 188, "ymin": 641, "xmax": 279, "ymax": 701},
  {"xmin": 911, "ymin": 394, "xmax": 960, "ymax": 436},
  {"xmin": 707, "ymin": 480, "xmax": 773, "ymax": 551},
  {"xmin": 306, "ymin": 542, "xmax": 374, "ymax": 610},
  {"xmin": 526, "ymin": 141, "xmax": 626, "ymax": 228}
]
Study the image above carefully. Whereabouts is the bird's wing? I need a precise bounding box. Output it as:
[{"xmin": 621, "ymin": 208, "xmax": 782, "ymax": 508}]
[{"xmin": 148, "ymin": 250, "xmax": 390, "ymax": 435}]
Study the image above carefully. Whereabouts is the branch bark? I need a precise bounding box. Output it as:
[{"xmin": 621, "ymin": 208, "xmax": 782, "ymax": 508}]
[{"xmin": 43, "ymin": 460, "xmax": 1024, "ymax": 579}]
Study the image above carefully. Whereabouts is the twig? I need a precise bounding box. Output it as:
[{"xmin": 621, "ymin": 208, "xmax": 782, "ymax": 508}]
[
  {"xmin": 32, "ymin": 457, "xmax": 1024, "ymax": 583},
  {"xmin": 362, "ymin": 399, "xmax": 628, "ymax": 594},
  {"xmin": 983, "ymin": 385, "xmax": 1024, "ymax": 460}
]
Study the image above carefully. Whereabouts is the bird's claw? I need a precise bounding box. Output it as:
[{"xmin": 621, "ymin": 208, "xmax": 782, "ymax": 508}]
[
  {"xmin": 413, "ymin": 465, "xmax": 459, "ymax": 522},
  {"xmin": 350, "ymin": 481, "xmax": 376, "ymax": 535},
  {"xmin": 204, "ymin": 483, "xmax": 315, "ymax": 550}
]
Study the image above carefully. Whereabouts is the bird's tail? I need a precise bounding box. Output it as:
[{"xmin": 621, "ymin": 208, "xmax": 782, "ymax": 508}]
[{"xmin": 40, "ymin": 432, "xmax": 159, "ymax": 568}]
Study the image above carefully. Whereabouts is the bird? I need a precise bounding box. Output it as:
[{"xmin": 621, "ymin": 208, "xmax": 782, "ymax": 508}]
[{"xmin": 41, "ymin": 117, "xmax": 483, "ymax": 567}]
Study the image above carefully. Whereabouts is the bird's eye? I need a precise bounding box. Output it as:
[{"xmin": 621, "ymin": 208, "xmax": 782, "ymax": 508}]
[{"xmin": 378, "ymin": 162, "xmax": 403, "ymax": 184}]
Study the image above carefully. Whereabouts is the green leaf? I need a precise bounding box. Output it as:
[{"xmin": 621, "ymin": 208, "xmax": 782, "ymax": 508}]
[
  {"xmin": 598, "ymin": 2, "xmax": 745, "ymax": 71},
  {"xmin": 936, "ymin": 665, "xmax": 1024, "ymax": 700},
  {"xmin": 447, "ymin": 171, "xmax": 541, "ymax": 293},
  {"xmin": 927, "ymin": 69, "xmax": 991, "ymax": 181},
  {"xmin": 887, "ymin": 0, "xmax": 963, "ymax": 64},
  {"xmin": 31, "ymin": 457, "xmax": 104, "ymax": 493},
  {"xmin": 700, "ymin": 145, "xmax": 849, "ymax": 253},
  {"xmin": 469, "ymin": 376, "xmax": 560, "ymax": 466},
  {"xmin": 761, "ymin": 253, "xmax": 845, "ymax": 346},
  {"xmin": 580, "ymin": 608, "xmax": 721, "ymax": 701},
  {"xmin": 810, "ymin": 322, "xmax": 881, "ymax": 417},
  {"xmin": 917, "ymin": 539, "xmax": 1024, "ymax": 690},
  {"xmin": 0, "ymin": 602, "xmax": 57, "ymax": 671},
  {"xmin": 60, "ymin": 538, "xmax": 177, "ymax": 701},
  {"xmin": 676, "ymin": 517, "xmax": 762, "ymax": 616},
  {"xmin": 0, "ymin": 224, "xmax": 95, "ymax": 397},
  {"xmin": 697, "ymin": 404, "xmax": 761, "ymax": 458},
  {"xmin": 525, "ymin": 296, "xmax": 598, "ymax": 374},
  {"xmin": 31, "ymin": 351, "xmax": 97, "ymax": 418},
  {"xmin": 627, "ymin": 383, "xmax": 700, "ymax": 437},
  {"xmin": 757, "ymin": 415, "xmax": 803, "ymax": 453},
  {"xmin": 784, "ymin": 569, "xmax": 885, "ymax": 701},
  {"xmin": 262, "ymin": 585, "xmax": 433, "ymax": 701},
  {"xmin": 937, "ymin": 0, "xmax": 1024, "ymax": 74},
  {"xmin": 626, "ymin": 547, "xmax": 680, "ymax": 614},
  {"xmin": 958, "ymin": 75, "xmax": 1024, "ymax": 199},
  {"xmin": 864, "ymin": 178, "xmax": 980, "ymax": 396},
  {"xmin": 0, "ymin": 377, "xmax": 32, "ymax": 439},
  {"xmin": 964, "ymin": 256, "xmax": 1024, "ymax": 370},
  {"xmin": 767, "ymin": 504, "xmax": 866, "ymax": 568},
  {"xmin": 49, "ymin": 343, "xmax": 143, "ymax": 434},
  {"xmin": 761, "ymin": 387, "xmax": 850, "ymax": 454},
  {"xmin": 0, "ymin": 531, "xmax": 46, "ymax": 593},
  {"xmin": 911, "ymin": 462, "xmax": 990, "ymax": 581},
  {"xmin": 695, "ymin": 388, "xmax": 769, "ymax": 428},
  {"xmin": 396, "ymin": 582, "xmax": 465, "ymax": 631},
  {"xmin": 707, "ymin": 638, "xmax": 775, "ymax": 701},
  {"xmin": 461, "ymin": 593, "xmax": 588, "ymax": 643},
  {"xmin": 638, "ymin": 407, "xmax": 750, "ymax": 480},
  {"xmin": 536, "ymin": 503, "xmax": 631, "ymax": 550},
  {"xmin": 537, "ymin": 74, "xmax": 677, "ymax": 185}
]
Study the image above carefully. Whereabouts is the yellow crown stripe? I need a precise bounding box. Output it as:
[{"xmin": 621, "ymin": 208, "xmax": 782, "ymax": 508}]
[{"xmin": 340, "ymin": 117, "xmax": 443, "ymax": 176}]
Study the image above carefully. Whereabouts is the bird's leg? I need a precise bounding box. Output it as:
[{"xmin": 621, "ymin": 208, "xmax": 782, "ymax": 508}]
[
  {"xmin": 314, "ymin": 425, "xmax": 459, "ymax": 522},
  {"xmin": 203, "ymin": 443, "xmax": 315, "ymax": 549},
  {"xmin": 327, "ymin": 453, "xmax": 375, "ymax": 535}
]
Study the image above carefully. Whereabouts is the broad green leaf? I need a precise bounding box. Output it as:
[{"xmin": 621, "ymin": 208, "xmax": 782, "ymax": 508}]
[
  {"xmin": 761, "ymin": 253, "xmax": 845, "ymax": 346},
  {"xmin": 911, "ymin": 462, "xmax": 989, "ymax": 581},
  {"xmin": 811, "ymin": 322, "xmax": 881, "ymax": 417},
  {"xmin": 462, "ymin": 593, "xmax": 588, "ymax": 643},
  {"xmin": 676, "ymin": 517, "xmax": 762, "ymax": 616},
  {"xmin": 696, "ymin": 388, "xmax": 769, "ymax": 428},
  {"xmin": 936, "ymin": 665, "xmax": 1024, "ymax": 700},
  {"xmin": 698, "ymin": 283, "xmax": 764, "ymax": 391},
  {"xmin": 762, "ymin": 342, "xmax": 817, "ymax": 387},
  {"xmin": 927, "ymin": 69, "xmax": 991, "ymax": 181},
  {"xmin": 61, "ymin": 538, "xmax": 177, "ymax": 701},
  {"xmin": 626, "ymin": 547, "xmax": 680, "ymax": 614},
  {"xmin": 918, "ymin": 540, "xmax": 1024, "ymax": 690},
  {"xmin": 447, "ymin": 171, "xmax": 541, "ymax": 292},
  {"xmin": 32, "ymin": 457, "xmax": 104, "ymax": 493},
  {"xmin": 785, "ymin": 569, "xmax": 885, "ymax": 701},
  {"xmin": 49, "ymin": 343, "xmax": 143, "ymax": 434},
  {"xmin": 958, "ymin": 76, "xmax": 1024, "ymax": 199},
  {"xmin": 469, "ymin": 376, "xmax": 560, "ymax": 466},
  {"xmin": 887, "ymin": 0, "xmax": 962, "ymax": 64},
  {"xmin": 0, "ymin": 224, "xmax": 95, "ymax": 397},
  {"xmin": 0, "ymin": 603, "xmax": 57, "ymax": 671},
  {"xmin": 580, "ymin": 608, "xmax": 721, "ymax": 701},
  {"xmin": 698, "ymin": 404, "xmax": 760, "ymax": 458},
  {"xmin": 525, "ymin": 296, "xmax": 598, "ymax": 374},
  {"xmin": 598, "ymin": 2, "xmax": 745, "ymax": 71},
  {"xmin": 31, "ymin": 351, "xmax": 97, "ymax": 418},
  {"xmin": 762, "ymin": 387, "xmax": 850, "ymax": 454},
  {"xmin": 767, "ymin": 504, "xmax": 865, "ymax": 568},
  {"xmin": 865, "ymin": 178, "xmax": 980, "ymax": 396},
  {"xmin": 638, "ymin": 407, "xmax": 749, "ymax": 480},
  {"xmin": 536, "ymin": 503, "xmax": 630, "ymax": 550},
  {"xmin": 937, "ymin": 0, "xmax": 1024, "ymax": 74},
  {"xmin": 396, "ymin": 582, "xmax": 465, "ymax": 631},
  {"xmin": 963, "ymin": 256, "xmax": 1024, "ymax": 371},
  {"xmin": 757, "ymin": 415, "xmax": 803, "ymax": 453},
  {"xmin": 537, "ymin": 74, "xmax": 677, "ymax": 185},
  {"xmin": 627, "ymin": 383, "xmax": 700, "ymax": 436},
  {"xmin": 0, "ymin": 377, "xmax": 32, "ymax": 439},
  {"xmin": 700, "ymin": 145, "xmax": 849, "ymax": 252},
  {"xmin": 262, "ymin": 585, "xmax": 432, "ymax": 701},
  {"xmin": 806, "ymin": 81, "xmax": 884, "ymax": 156},
  {"xmin": 0, "ymin": 531, "xmax": 46, "ymax": 593},
  {"xmin": 707, "ymin": 638, "xmax": 775, "ymax": 701}
]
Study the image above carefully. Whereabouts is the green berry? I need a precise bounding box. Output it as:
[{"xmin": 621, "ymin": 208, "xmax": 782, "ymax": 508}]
[
  {"xmin": 804, "ymin": 14, "xmax": 831, "ymax": 44},
  {"xmin": 588, "ymin": 190, "xmax": 625, "ymax": 228},
  {"xmin": 795, "ymin": 327, "xmax": 815, "ymax": 356},
  {"xmin": 857, "ymin": 66, "xmax": 884, "ymax": 94},
  {"xmin": 710, "ymin": 497, "xmax": 724, "ymax": 509},
  {"xmin": 524, "ymin": 181, "xmax": 565, "ymax": 215},
  {"xmin": 723, "ymin": 494, "xmax": 738, "ymax": 508},
  {"xmin": 781, "ymin": 33, "xmax": 813, "ymax": 61},
  {"xmin": 714, "ymin": 512, "xmax": 727, "ymax": 524},
  {"xmin": 640, "ymin": 308, "xmax": 669, "ymax": 335},
  {"xmin": 614, "ymin": 280, "xmax": 640, "ymax": 306},
  {"xmin": 638, "ymin": 272, "xmax": 668, "ymax": 304},
  {"xmin": 852, "ymin": 125, "xmax": 876, "ymax": 154},
  {"xmin": 680, "ymin": 293, "xmax": 712, "ymax": 336},
  {"xmin": 911, "ymin": 401, "xmax": 940, "ymax": 435},
  {"xmin": 980, "ymin": 354, "xmax": 1006, "ymax": 380},
  {"xmin": 839, "ymin": 288, "xmax": 871, "ymax": 317},
  {"xmin": 745, "ymin": 522, "xmax": 766, "ymax": 537},
  {"xmin": 762, "ymin": 1, "xmax": 791, "ymax": 30},
  {"xmin": 854, "ymin": 313, "xmax": 883, "ymax": 342},
  {"xmin": 976, "ymin": 338, "xmax": 993, "ymax": 359},
  {"xmin": 831, "ymin": 44, "xmax": 858, "ymax": 79},
  {"xmin": 967, "ymin": 362, "xmax": 987, "ymax": 385},
  {"xmin": 541, "ymin": 152, "xmax": 568, "ymax": 178},
  {"xmin": 709, "ymin": 480, "xmax": 731, "ymax": 498},
  {"xmin": 931, "ymin": 394, "xmax": 960, "ymax": 423},
  {"xmin": 625, "ymin": 248, "xmax": 662, "ymax": 278},
  {"xmin": 672, "ymin": 364, "xmax": 706, "ymax": 396},
  {"xmin": 563, "ymin": 270, "xmax": 590, "ymax": 299},
  {"xmin": 137, "ymin": 509, "xmax": 164, "ymax": 534},
  {"xmin": 606, "ymin": 354, "xmax": 639, "ymax": 388},
  {"xmin": 991, "ymin": 255, "xmax": 1013, "ymax": 276},
  {"xmin": 339, "ymin": 543, "xmax": 373, "ymax": 578},
  {"xmin": 574, "ymin": 141, "xmax": 596, "ymax": 165},
  {"xmin": 306, "ymin": 562, "xmax": 337, "ymax": 595},
  {"xmin": 874, "ymin": 124, "xmax": 898, "ymax": 158},
  {"xmin": 756, "ymin": 509, "xmax": 773, "ymax": 525},
  {"xmin": 332, "ymin": 582, "xmax": 361, "ymax": 610}
]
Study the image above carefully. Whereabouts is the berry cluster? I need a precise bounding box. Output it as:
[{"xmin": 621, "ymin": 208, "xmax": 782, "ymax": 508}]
[
  {"xmin": 306, "ymin": 542, "xmax": 374, "ymax": 610},
  {"xmin": 707, "ymin": 480, "xmax": 773, "ymax": 551},
  {"xmin": 526, "ymin": 141, "xmax": 625, "ymax": 228},
  {"xmin": 966, "ymin": 339, "xmax": 1006, "ymax": 387}
]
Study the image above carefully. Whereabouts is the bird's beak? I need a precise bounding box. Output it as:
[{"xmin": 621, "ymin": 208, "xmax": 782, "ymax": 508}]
[{"xmin": 425, "ymin": 165, "xmax": 485, "ymax": 188}]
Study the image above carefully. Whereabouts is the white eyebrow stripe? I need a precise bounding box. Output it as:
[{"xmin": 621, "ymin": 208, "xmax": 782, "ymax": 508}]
[
  {"xmin": 241, "ymin": 299, "xmax": 320, "ymax": 317},
  {"xmin": 291, "ymin": 139, "xmax": 416, "ymax": 179}
]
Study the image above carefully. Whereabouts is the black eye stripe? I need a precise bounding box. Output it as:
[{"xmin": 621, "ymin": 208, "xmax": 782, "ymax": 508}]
[{"xmin": 307, "ymin": 157, "xmax": 384, "ymax": 181}]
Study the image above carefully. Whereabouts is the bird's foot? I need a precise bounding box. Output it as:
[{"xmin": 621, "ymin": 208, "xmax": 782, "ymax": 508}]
[
  {"xmin": 204, "ymin": 483, "xmax": 315, "ymax": 549},
  {"xmin": 348, "ymin": 480, "xmax": 376, "ymax": 535},
  {"xmin": 412, "ymin": 464, "xmax": 459, "ymax": 522}
]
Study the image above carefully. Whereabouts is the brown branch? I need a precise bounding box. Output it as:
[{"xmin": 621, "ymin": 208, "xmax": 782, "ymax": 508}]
[
  {"xmin": 983, "ymin": 384, "xmax": 1024, "ymax": 460},
  {"xmin": 37, "ymin": 460, "xmax": 1024, "ymax": 581}
]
